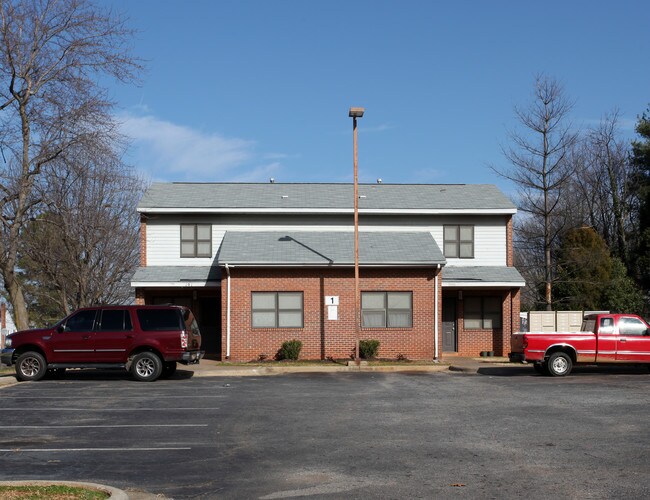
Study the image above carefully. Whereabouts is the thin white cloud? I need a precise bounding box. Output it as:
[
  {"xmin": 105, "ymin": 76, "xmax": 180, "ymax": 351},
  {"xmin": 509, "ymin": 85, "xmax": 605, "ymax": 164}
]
[
  {"xmin": 362, "ymin": 123, "xmax": 395, "ymax": 133},
  {"xmin": 229, "ymin": 162, "xmax": 282, "ymax": 182},
  {"xmin": 118, "ymin": 111, "xmax": 259, "ymax": 181}
]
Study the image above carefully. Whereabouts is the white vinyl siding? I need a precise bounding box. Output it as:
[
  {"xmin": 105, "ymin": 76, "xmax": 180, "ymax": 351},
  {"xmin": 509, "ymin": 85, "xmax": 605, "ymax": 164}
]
[
  {"xmin": 144, "ymin": 214, "xmax": 507, "ymax": 267},
  {"xmin": 146, "ymin": 218, "xmax": 224, "ymax": 266}
]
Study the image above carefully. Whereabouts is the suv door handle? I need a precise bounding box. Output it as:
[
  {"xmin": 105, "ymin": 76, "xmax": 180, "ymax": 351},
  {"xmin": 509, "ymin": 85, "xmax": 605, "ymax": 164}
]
[
  {"xmin": 619, "ymin": 338, "xmax": 626, "ymax": 342},
  {"xmin": 126, "ymin": 335, "xmax": 134, "ymax": 339},
  {"xmin": 83, "ymin": 335, "xmax": 91, "ymax": 340}
]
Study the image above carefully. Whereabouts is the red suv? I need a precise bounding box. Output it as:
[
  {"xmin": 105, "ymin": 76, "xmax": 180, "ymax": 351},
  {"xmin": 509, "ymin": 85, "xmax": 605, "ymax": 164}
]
[{"xmin": 1, "ymin": 305, "xmax": 203, "ymax": 382}]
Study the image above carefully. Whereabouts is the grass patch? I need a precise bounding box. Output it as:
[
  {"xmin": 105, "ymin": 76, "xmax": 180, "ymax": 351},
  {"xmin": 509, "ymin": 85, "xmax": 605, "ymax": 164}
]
[
  {"xmin": 0, "ymin": 484, "xmax": 109, "ymax": 499},
  {"xmin": 0, "ymin": 366, "xmax": 14, "ymax": 376}
]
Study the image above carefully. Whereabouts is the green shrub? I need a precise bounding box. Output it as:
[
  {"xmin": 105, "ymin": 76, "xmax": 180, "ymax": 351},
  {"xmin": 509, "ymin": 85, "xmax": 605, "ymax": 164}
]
[
  {"xmin": 359, "ymin": 339, "xmax": 380, "ymax": 359},
  {"xmin": 277, "ymin": 339, "xmax": 303, "ymax": 360}
]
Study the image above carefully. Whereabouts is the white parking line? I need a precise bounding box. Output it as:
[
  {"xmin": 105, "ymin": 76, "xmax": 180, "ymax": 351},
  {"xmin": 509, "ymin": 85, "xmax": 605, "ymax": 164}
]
[
  {"xmin": 0, "ymin": 447, "xmax": 192, "ymax": 452},
  {"xmin": 4, "ymin": 424, "xmax": 209, "ymax": 428},
  {"xmin": 2, "ymin": 395, "xmax": 226, "ymax": 399},
  {"xmin": 0, "ymin": 407, "xmax": 220, "ymax": 411}
]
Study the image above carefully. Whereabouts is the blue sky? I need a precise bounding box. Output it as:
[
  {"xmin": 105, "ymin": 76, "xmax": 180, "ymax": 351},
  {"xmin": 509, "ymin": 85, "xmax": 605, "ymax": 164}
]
[{"xmin": 102, "ymin": 0, "xmax": 650, "ymax": 195}]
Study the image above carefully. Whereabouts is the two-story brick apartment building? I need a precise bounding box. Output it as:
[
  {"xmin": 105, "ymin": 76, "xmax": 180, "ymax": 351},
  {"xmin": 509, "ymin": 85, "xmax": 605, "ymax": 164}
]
[{"xmin": 131, "ymin": 182, "xmax": 524, "ymax": 361}]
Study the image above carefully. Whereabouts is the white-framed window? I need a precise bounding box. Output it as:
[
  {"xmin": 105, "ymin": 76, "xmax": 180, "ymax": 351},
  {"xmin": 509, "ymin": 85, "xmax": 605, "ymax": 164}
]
[
  {"xmin": 362, "ymin": 292, "xmax": 412, "ymax": 328},
  {"xmin": 180, "ymin": 224, "xmax": 212, "ymax": 258},
  {"xmin": 464, "ymin": 296, "xmax": 502, "ymax": 329},
  {"xmin": 252, "ymin": 292, "xmax": 304, "ymax": 328},
  {"xmin": 444, "ymin": 225, "xmax": 474, "ymax": 258}
]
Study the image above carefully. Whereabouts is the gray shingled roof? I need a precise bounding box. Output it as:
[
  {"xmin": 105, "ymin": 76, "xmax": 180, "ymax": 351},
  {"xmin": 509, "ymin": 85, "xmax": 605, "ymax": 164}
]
[
  {"xmin": 217, "ymin": 231, "xmax": 445, "ymax": 266},
  {"xmin": 139, "ymin": 183, "xmax": 515, "ymax": 212},
  {"xmin": 443, "ymin": 266, "xmax": 525, "ymax": 284},
  {"xmin": 131, "ymin": 266, "xmax": 221, "ymax": 283}
]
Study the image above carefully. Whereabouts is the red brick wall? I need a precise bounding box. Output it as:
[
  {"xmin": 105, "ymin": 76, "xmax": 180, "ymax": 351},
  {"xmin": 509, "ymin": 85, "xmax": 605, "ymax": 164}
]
[
  {"xmin": 139, "ymin": 215, "xmax": 147, "ymax": 267},
  {"xmin": 135, "ymin": 288, "xmax": 145, "ymax": 305},
  {"xmin": 221, "ymin": 267, "xmax": 441, "ymax": 362},
  {"xmin": 448, "ymin": 289, "xmax": 518, "ymax": 357}
]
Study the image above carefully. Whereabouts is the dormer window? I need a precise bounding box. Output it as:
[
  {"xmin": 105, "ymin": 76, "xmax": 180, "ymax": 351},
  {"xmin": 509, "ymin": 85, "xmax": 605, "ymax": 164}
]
[
  {"xmin": 181, "ymin": 224, "xmax": 212, "ymax": 258},
  {"xmin": 443, "ymin": 225, "xmax": 474, "ymax": 258}
]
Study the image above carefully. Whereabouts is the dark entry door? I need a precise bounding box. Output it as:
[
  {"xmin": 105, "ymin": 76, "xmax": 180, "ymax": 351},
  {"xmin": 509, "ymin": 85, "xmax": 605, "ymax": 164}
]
[
  {"xmin": 198, "ymin": 297, "xmax": 221, "ymax": 359},
  {"xmin": 442, "ymin": 299, "xmax": 457, "ymax": 352}
]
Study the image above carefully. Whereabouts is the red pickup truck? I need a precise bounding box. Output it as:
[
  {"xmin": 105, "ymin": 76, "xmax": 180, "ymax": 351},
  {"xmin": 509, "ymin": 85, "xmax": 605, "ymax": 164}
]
[{"xmin": 510, "ymin": 313, "xmax": 650, "ymax": 376}]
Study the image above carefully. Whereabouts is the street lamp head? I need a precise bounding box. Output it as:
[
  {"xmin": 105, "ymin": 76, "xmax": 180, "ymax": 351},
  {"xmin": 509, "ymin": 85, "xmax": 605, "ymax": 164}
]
[{"xmin": 348, "ymin": 107, "xmax": 365, "ymax": 118}]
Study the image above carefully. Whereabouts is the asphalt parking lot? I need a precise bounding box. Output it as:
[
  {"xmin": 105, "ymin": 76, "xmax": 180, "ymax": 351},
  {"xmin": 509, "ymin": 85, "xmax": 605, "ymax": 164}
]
[{"xmin": 1, "ymin": 367, "xmax": 649, "ymax": 499}]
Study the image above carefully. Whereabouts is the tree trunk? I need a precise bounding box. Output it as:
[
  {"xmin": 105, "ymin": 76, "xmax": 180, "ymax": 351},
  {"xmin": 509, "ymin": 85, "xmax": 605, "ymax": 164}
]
[{"xmin": 3, "ymin": 265, "xmax": 29, "ymax": 330}]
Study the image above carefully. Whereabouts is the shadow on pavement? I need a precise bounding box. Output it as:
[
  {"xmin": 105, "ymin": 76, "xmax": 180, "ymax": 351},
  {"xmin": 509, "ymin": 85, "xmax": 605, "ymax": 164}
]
[
  {"xmin": 34, "ymin": 368, "xmax": 196, "ymax": 382},
  {"xmin": 478, "ymin": 364, "xmax": 650, "ymax": 377}
]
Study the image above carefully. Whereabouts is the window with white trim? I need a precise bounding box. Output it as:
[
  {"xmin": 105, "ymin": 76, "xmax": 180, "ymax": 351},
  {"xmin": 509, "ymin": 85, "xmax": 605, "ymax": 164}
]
[
  {"xmin": 362, "ymin": 292, "xmax": 412, "ymax": 328},
  {"xmin": 464, "ymin": 296, "xmax": 502, "ymax": 329},
  {"xmin": 252, "ymin": 292, "xmax": 304, "ymax": 328},
  {"xmin": 180, "ymin": 224, "xmax": 212, "ymax": 258},
  {"xmin": 444, "ymin": 225, "xmax": 474, "ymax": 258}
]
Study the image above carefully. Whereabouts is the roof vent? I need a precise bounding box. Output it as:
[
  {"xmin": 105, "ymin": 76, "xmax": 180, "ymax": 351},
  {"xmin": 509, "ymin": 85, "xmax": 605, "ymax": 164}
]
[
  {"xmin": 270, "ymin": 178, "xmax": 275, "ymax": 183},
  {"xmin": 281, "ymin": 195, "xmax": 289, "ymax": 199},
  {"xmin": 377, "ymin": 178, "xmax": 382, "ymax": 184}
]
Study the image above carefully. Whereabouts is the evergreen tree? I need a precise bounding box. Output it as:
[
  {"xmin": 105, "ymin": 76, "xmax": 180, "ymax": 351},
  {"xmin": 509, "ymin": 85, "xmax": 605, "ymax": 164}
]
[{"xmin": 630, "ymin": 108, "xmax": 650, "ymax": 293}]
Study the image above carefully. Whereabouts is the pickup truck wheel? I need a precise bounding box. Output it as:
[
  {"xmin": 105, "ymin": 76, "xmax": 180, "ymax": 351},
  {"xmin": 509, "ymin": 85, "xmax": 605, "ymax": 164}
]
[
  {"xmin": 160, "ymin": 361, "xmax": 177, "ymax": 378},
  {"xmin": 131, "ymin": 352, "xmax": 162, "ymax": 382},
  {"xmin": 547, "ymin": 352, "xmax": 572, "ymax": 377},
  {"xmin": 16, "ymin": 351, "xmax": 47, "ymax": 382}
]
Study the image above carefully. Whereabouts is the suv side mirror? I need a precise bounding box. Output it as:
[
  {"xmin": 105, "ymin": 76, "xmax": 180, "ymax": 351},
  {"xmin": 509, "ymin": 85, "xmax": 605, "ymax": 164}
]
[{"xmin": 56, "ymin": 324, "xmax": 65, "ymax": 333}]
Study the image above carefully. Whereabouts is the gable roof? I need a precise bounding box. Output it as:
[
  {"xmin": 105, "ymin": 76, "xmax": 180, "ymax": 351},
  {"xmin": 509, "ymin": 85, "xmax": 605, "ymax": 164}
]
[
  {"xmin": 138, "ymin": 182, "xmax": 516, "ymax": 214},
  {"xmin": 216, "ymin": 231, "xmax": 445, "ymax": 267}
]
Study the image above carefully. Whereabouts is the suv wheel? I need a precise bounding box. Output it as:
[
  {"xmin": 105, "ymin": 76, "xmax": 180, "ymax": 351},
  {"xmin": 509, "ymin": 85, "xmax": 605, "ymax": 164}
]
[
  {"xmin": 16, "ymin": 351, "xmax": 47, "ymax": 381},
  {"xmin": 131, "ymin": 352, "xmax": 162, "ymax": 382}
]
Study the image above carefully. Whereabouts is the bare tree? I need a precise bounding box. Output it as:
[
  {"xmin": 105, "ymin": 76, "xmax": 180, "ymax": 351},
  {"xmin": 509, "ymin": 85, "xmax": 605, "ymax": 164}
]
[
  {"xmin": 0, "ymin": 0, "xmax": 141, "ymax": 329},
  {"xmin": 20, "ymin": 144, "xmax": 145, "ymax": 323},
  {"xmin": 494, "ymin": 75, "xmax": 579, "ymax": 310},
  {"xmin": 573, "ymin": 111, "xmax": 634, "ymax": 265}
]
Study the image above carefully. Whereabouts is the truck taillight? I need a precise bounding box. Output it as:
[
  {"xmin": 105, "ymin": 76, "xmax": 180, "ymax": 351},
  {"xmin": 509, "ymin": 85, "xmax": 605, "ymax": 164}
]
[
  {"xmin": 522, "ymin": 335, "xmax": 528, "ymax": 349},
  {"xmin": 181, "ymin": 331, "xmax": 188, "ymax": 348}
]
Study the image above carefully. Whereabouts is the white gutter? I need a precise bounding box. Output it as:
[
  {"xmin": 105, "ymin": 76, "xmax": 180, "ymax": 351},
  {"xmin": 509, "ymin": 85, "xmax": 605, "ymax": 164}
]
[
  {"xmin": 130, "ymin": 281, "xmax": 220, "ymax": 288},
  {"xmin": 434, "ymin": 264, "xmax": 440, "ymax": 361},
  {"xmin": 138, "ymin": 207, "xmax": 517, "ymax": 215},
  {"xmin": 225, "ymin": 264, "xmax": 232, "ymax": 359},
  {"xmin": 443, "ymin": 281, "xmax": 526, "ymax": 288}
]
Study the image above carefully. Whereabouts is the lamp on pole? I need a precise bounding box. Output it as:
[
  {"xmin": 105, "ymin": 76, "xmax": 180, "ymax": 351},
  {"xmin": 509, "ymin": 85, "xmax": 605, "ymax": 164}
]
[{"xmin": 349, "ymin": 106, "xmax": 364, "ymax": 361}]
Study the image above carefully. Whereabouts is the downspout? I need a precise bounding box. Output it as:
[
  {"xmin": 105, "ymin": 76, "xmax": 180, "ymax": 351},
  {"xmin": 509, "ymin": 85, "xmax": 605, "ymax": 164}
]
[
  {"xmin": 225, "ymin": 264, "xmax": 231, "ymax": 359},
  {"xmin": 434, "ymin": 263, "xmax": 440, "ymax": 361}
]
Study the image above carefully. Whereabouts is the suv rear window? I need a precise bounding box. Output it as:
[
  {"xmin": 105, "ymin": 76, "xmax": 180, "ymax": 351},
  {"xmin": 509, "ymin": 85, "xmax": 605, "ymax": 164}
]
[{"xmin": 137, "ymin": 309, "xmax": 183, "ymax": 331}]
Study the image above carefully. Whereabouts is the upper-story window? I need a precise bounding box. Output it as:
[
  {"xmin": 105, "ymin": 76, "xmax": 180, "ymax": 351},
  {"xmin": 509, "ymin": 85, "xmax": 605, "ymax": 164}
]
[
  {"xmin": 444, "ymin": 225, "xmax": 474, "ymax": 258},
  {"xmin": 181, "ymin": 224, "xmax": 212, "ymax": 258}
]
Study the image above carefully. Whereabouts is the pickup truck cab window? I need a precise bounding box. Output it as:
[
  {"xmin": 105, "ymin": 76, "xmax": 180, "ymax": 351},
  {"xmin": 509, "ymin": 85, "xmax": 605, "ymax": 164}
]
[
  {"xmin": 618, "ymin": 317, "xmax": 647, "ymax": 336},
  {"xmin": 599, "ymin": 317, "xmax": 614, "ymax": 334}
]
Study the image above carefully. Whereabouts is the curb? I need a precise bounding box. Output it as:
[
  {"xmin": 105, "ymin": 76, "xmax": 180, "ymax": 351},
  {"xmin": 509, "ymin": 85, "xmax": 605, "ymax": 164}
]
[
  {"xmin": 0, "ymin": 480, "xmax": 128, "ymax": 499},
  {"xmin": 189, "ymin": 364, "xmax": 452, "ymax": 377}
]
